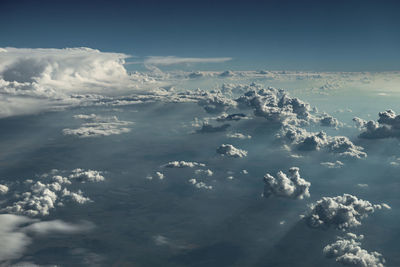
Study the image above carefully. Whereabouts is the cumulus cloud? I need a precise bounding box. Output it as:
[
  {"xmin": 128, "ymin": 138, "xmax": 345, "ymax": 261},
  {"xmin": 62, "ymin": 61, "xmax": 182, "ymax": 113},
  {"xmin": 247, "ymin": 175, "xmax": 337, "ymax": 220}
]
[
  {"xmin": 263, "ymin": 167, "xmax": 310, "ymax": 200},
  {"xmin": 279, "ymin": 125, "xmax": 367, "ymax": 159},
  {"xmin": 188, "ymin": 178, "xmax": 213, "ymax": 190},
  {"xmin": 163, "ymin": 161, "xmax": 206, "ymax": 168},
  {"xmin": 0, "ymin": 169, "xmax": 104, "ymax": 216},
  {"xmin": 0, "ymin": 214, "xmax": 92, "ymax": 263},
  {"xmin": 320, "ymin": 160, "xmax": 344, "ymax": 168},
  {"xmin": 323, "ymin": 233, "xmax": 385, "ymax": 267},
  {"xmin": 354, "ymin": 110, "xmax": 400, "ymax": 139},
  {"xmin": 0, "ymin": 47, "xmax": 163, "ymax": 117},
  {"xmin": 235, "ymin": 84, "xmax": 340, "ymax": 127},
  {"xmin": 216, "ymin": 144, "xmax": 248, "ymax": 158},
  {"xmin": 144, "ymin": 56, "xmax": 232, "ymax": 66},
  {"xmin": 305, "ymin": 194, "xmax": 390, "ymax": 230},
  {"xmin": 63, "ymin": 114, "xmax": 133, "ymax": 138}
]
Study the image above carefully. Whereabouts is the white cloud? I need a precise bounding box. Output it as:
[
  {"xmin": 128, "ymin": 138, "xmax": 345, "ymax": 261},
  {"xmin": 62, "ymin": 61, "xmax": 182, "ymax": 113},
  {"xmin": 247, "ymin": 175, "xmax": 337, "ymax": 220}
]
[
  {"xmin": 263, "ymin": 167, "xmax": 310, "ymax": 200},
  {"xmin": 320, "ymin": 160, "xmax": 344, "ymax": 168},
  {"xmin": 226, "ymin": 132, "xmax": 251, "ymax": 139},
  {"xmin": 216, "ymin": 144, "xmax": 248, "ymax": 158},
  {"xmin": 323, "ymin": 233, "xmax": 385, "ymax": 267},
  {"xmin": 0, "ymin": 169, "xmax": 104, "ymax": 217},
  {"xmin": 144, "ymin": 56, "xmax": 232, "ymax": 66},
  {"xmin": 354, "ymin": 110, "xmax": 400, "ymax": 139},
  {"xmin": 0, "ymin": 214, "xmax": 92, "ymax": 263},
  {"xmin": 305, "ymin": 194, "xmax": 390, "ymax": 230},
  {"xmin": 188, "ymin": 179, "xmax": 212, "ymax": 190},
  {"xmin": 163, "ymin": 161, "xmax": 206, "ymax": 168},
  {"xmin": 63, "ymin": 114, "xmax": 133, "ymax": 138}
]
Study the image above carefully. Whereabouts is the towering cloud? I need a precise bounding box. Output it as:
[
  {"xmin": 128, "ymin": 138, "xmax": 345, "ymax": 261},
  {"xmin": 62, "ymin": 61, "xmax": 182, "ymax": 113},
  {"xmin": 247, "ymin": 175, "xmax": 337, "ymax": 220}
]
[
  {"xmin": 323, "ymin": 233, "xmax": 385, "ymax": 267},
  {"xmin": 354, "ymin": 109, "xmax": 400, "ymax": 139},
  {"xmin": 305, "ymin": 194, "xmax": 390, "ymax": 230},
  {"xmin": 263, "ymin": 167, "xmax": 310, "ymax": 199}
]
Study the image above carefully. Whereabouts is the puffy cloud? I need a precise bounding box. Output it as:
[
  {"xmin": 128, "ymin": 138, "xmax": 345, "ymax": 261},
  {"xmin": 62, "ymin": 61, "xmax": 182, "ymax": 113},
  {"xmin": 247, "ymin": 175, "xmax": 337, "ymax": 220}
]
[
  {"xmin": 0, "ymin": 214, "xmax": 92, "ymax": 263},
  {"xmin": 155, "ymin": 172, "xmax": 164, "ymax": 180},
  {"xmin": 263, "ymin": 167, "xmax": 311, "ymax": 200},
  {"xmin": 188, "ymin": 179, "xmax": 213, "ymax": 190},
  {"xmin": 279, "ymin": 125, "xmax": 367, "ymax": 159},
  {"xmin": 0, "ymin": 184, "xmax": 9, "ymax": 194},
  {"xmin": 144, "ymin": 56, "xmax": 232, "ymax": 66},
  {"xmin": 226, "ymin": 132, "xmax": 252, "ymax": 139},
  {"xmin": 236, "ymin": 85, "xmax": 338, "ymax": 127},
  {"xmin": 320, "ymin": 160, "xmax": 344, "ymax": 168},
  {"xmin": 354, "ymin": 110, "xmax": 400, "ymax": 139},
  {"xmin": 0, "ymin": 47, "xmax": 164, "ymax": 117},
  {"xmin": 63, "ymin": 114, "xmax": 133, "ymax": 138},
  {"xmin": 216, "ymin": 144, "xmax": 248, "ymax": 158},
  {"xmin": 323, "ymin": 233, "xmax": 385, "ymax": 267},
  {"xmin": 0, "ymin": 169, "xmax": 104, "ymax": 217},
  {"xmin": 163, "ymin": 161, "xmax": 206, "ymax": 168},
  {"xmin": 305, "ymin": 194, "xmax": 390, "ymax": 230}
]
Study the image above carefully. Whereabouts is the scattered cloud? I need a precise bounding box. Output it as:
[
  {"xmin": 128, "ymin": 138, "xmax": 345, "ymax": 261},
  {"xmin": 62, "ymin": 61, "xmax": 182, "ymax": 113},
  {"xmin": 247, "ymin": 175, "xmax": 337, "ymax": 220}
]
[
  {"xmin": 305, "ymin": 194, "xmax": 390, "ymax": 230},
  {"xmin": 144, "ymin": 56, "xmax": 232, "ymax": 66},
  {"xmin": 216, "ymin": 144, "xmax": 248, "ymax": 158},
  {"xmin": 323, "ymin": 233, "xmax": 385, "ymax": 267},
  {"xmin": 263, "ymin": 167, "xmax": 310, "ymax": 199},
  {"xmin": 63, "ymin": 114, "xmax": 133, "ymax": 138},
  {"xmin": 320, "ymin": 160, "xmax": 344, "ymax": 168}
]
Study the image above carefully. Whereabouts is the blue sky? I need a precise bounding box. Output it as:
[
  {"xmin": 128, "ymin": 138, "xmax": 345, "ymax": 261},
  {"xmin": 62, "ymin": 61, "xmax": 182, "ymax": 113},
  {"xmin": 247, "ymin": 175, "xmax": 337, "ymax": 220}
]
[{"xmin": 1, "ymin": 0, "xmax": 400, "ymax": 71}]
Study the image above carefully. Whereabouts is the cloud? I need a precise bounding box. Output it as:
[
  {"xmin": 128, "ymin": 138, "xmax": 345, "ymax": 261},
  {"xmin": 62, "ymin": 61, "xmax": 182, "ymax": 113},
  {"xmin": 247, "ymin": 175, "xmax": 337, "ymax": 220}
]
[
  {"xmin": 226, "ymin": 132, "xmax": 252, "ymax": 139},
  {"xmin": 235, "ymin": 84, "xmax": 340, "ymax": 127},
  {"xmin": 263, "ymin": 167, "xmax": 310, "ymax": 199},
  {"xmin": 196, "ymin": 123, "xmax": 231, "ymax": 133},
  {"xmin": 305, "ymin": 194, "xmax": 390, "ymax": 230},
  {"xmin": 163, "ymin": 161, "xmax": 206, "ymax": 168},
  {"xmin": 63, "ymin": 114, "xmax": 133, "ymax": 138},
  {"xmin": 0, "ymin": 169, "xmax": 104, "ymax": 216},
  {"xmin": 216, "ymin": 113, "xmax": 247, "ymax": 122},
  {"xmin": 354, "ymin": 110, "xmax": 400, "ymax": 139},
  {"xmin": 144, "ymin": 56, "xmax": 232, "ymax": 66},
  {"xmin": 320, "ymin": 160, "xmax": 344, "ymax": 168},
  {"xmin": 188, "ymin": 179, "xmax": 213, "ymax": 190},
  {"xmin": 279, "ymin": 125, "xmax": 367, "ymax": 159},
  {"xmin": 0, "ymin": 214, "xmax": 92, "ymax": 263},
  {"xmin": 323, "ymin": 233, "xmax": 385, "ymax": 267},
  {"xmin": 0, "ymin": 47, "xmax": 162, "ymax": 117},
  {"xmin": 216, "ymin": 144, "xmax": 248, "ymax": 158}
]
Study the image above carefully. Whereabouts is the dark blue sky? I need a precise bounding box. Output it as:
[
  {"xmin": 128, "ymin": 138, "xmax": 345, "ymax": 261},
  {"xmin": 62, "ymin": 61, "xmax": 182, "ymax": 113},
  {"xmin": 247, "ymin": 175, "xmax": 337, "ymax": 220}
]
[{"xmin": 1, "ymin": 0, "xmax": 400, "ymax": 71}]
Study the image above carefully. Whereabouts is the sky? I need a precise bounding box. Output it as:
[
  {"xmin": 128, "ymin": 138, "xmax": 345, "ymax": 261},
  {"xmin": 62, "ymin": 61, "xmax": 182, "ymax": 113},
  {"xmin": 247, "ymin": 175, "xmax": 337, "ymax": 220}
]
[{"xmin": 1, "ymin": 0, "xmax": 400, "ymax": 71}]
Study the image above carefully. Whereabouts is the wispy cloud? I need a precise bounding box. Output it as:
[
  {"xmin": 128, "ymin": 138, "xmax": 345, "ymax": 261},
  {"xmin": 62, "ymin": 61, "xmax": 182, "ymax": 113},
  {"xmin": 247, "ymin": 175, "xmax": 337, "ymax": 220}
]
[{"xmin": 144, "ymin": 56, "xmax": 232, "ymax": 66}]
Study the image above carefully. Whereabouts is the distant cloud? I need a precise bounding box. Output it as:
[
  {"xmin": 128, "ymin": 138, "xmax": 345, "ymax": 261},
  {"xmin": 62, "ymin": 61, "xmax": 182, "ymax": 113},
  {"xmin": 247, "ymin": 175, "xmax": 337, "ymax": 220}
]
[
  {"xmin": 323, "ymin": 233, "xmax": 385, "ymax": 267},
  {"xmin": 263, "ymin": 167, "xmax": 310, "ymax": 200},
  {"xmin": 320, "ymin": 160, "xmax": 344, "ymax": 169},
  {"xmin": 144, "ymin": 56, "xmax": 232, "ymax": 66},
  {"xmin": 216, "ymin": 144, "xmax": 248, "ymax": 158},
  {"xmin": 63, "ymin": 114, "xmax": 133, "ymax": 138},
  {"xmin": 163, "ymin": 161, "xmax": 206, "ymax": 168}
]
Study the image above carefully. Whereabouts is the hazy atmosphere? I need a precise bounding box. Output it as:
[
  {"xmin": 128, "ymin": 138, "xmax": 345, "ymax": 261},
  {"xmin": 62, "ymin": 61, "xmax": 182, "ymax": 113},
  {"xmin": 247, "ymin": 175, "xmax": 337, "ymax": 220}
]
[{"xmin": 0, "ymin": 1, "xmax": 399, "ymax": 266}]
